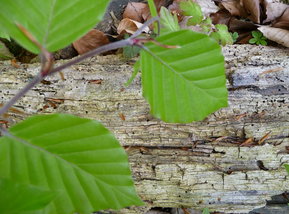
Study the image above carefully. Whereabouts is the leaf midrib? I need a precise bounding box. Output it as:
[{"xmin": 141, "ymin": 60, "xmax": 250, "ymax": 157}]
[
  {"xmin": 143, "ymin": 45, "xmax": 224, "ymax": 100},
  {"xmin": 43, "ymin": 0, "xmax": 57, "ymax": 48}
]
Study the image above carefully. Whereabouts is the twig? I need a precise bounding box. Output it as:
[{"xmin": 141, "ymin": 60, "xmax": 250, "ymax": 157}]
[{"xmin": 0, "ymin": 17, "xmax": 159, "ymax": 116}]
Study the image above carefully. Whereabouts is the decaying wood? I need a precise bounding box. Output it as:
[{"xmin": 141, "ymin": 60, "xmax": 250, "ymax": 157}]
[{"xmin": 0, "ymin": 45, "xmax": 289, "ymax": 214}]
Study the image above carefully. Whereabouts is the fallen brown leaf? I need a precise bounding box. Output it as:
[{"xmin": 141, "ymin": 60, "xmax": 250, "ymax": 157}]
[
  {"xmin": 272, "ymin": 7, "xmax": 289, "ymax": 30},
  {"xmin": 242, "ymin": 0, "xmax": 265, "ymax": 24},
  {"xmin": 258, "ymin": 26, "xmax": 289, "ymax": 47},
  {"xmin": 264, "ymin": 2, "xmax": 289, "ymax": 23},
  {"xmin": 73, "ymin": 29, "xmax": 109, "ymax": 55},
  {"xmin": 123, "ymin": 2, "xmax": 148, "ymax": 22},
  {"xmin": 220, "ymin": 0, "xmax": 248, "ymax": 18},
  {"xmin": 117, "ymin": 18, "xmax": 150, "ymax": 35}
]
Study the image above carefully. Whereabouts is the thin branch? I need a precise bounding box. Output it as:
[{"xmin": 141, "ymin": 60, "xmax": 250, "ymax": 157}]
[
  {"xmin": 49, "ymin": 39, "xmax": 131, "ymax": 75},
  {"xmin": 0, "ymin": 74, "xmax": 42, "ymax": 115},
  {"xmin": 131, "ymin": 16, "xmax": 159, "ymax": 39},
  {"xmin": 0, "ymin": 17, "xmax": 159, "ymax": 116}
]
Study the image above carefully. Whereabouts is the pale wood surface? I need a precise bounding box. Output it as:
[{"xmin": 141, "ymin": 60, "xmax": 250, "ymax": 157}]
[{"xmin": 0, "ymin": 45, "xmax": 289, "ymax": 214}]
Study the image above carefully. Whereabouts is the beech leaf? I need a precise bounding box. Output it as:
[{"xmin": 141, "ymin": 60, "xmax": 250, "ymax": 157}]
[
  {"xmin": 0, "ymin": 114, "xmax": 143, "ymax": 214},
  {"xmin": 0, "ymin": 0, "xmax": 110, "ymax": 53},
  {"xmin": 0, "ymin": 178, "xmax": 55, "ymax": 214},
  {"xmin": 140, "ymin": 30, "xmax": 228, "ymax": 123}
]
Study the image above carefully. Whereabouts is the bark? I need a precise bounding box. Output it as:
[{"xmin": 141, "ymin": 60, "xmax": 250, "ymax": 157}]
[{"xmin": 0, "ymin": 45, "xmax": 289, "ymax": 214}]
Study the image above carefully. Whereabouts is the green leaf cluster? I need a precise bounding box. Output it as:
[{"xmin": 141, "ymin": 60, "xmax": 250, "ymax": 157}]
[
  {"xmin": 180, "ymin": 0, "xmax": 203, "ymax": 25},
  {"xmin": 249, "ymin": 31, "xmax": 267, "ymax": 46},
  {"xmin": 210, "ymin": 24, "xmax": 233, "ymax": 46}
]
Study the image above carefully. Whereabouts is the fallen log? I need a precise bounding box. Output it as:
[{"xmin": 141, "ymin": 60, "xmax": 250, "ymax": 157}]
[{"xmin": 0, "ymin": 45, "xmax": 288, "ymax": 214}]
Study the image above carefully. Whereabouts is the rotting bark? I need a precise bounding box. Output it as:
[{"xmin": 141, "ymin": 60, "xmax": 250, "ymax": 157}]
[{"xmin": 0, "ymin": 45, "xmax": 289, "ymax": 214}]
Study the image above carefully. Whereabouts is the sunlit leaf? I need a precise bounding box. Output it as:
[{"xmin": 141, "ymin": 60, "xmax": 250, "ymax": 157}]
[
  {"xmin": 140, "ymin": 30, "xmax": 228, "ymax": 123},
  {"xmin": 0, "ymin": 0, "xmax": 110, "ymax": 53},
  {"xmin": 159, "ymin": 6, "xmax": 180, "ymax": 34},
  {"xmin": 0, "ymin": 114, "xmax": 143, "ymax": 214},
  {"xmin": 180, "ymin": 0, "xmax": 203, "ymax": 25}
]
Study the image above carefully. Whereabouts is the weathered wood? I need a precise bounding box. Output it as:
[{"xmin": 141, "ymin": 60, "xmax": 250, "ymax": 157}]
[{"xmin": 0, "ymin": 45, "xmax": 289, "ymax": 214}]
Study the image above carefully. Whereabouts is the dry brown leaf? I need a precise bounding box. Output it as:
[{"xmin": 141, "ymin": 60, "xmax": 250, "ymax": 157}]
[
  {"xmin": 220, "ymin": 0, "xmax": 248, "ymax": 17},
  {"xmin": 258, "ymin": 26, "xmax": 289, "ymax": 47},
  {"xmin": 272, "ymin": 7, "xmax": 289, "ymax": 30},
  {"xmin": 263, "ymin": 2, "xmax": 289, "ymax": 23},
  {"xmin": 168, "ymin": 1, "xmax": 183, "ymax": 22},
  {"xmin": 117, "ymin": 18, "xmax": 150, "ymax": 35},
  {"xmin": 123, "ymin": 2, "xmax": 148, "ymax": 22},
  {"xmin": 242, "ymin": 0, "xmax": 265, "ymax": 24},
  {"xmin": 73, "ymin": 29, "xmax": 109, "ymax": 55}
]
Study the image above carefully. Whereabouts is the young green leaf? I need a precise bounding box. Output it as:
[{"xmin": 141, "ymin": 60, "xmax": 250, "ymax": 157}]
[
  {"xmin": 200, "ymin": 18, "xmax": 212, "ymax": 33},
  {"xmin": 210, "ymin": 24, "xmax": 233, "ymax": 46},
  {"xmin": 160, "ymin": 6, "xmax": 180, "ymax": 34},
  {"xmin": 125, "ymin": 60, "xmax": 140, "ymax": 87},
  {"xmin": 249, "ymin": 31, "xmax": 267, "ymax": 46},
  {"xmin": 147, "ymin": 0, "xmax": 158, "ymax": 33},
  {"xmin": 202, "ymin": 208, "xmax": 210, "ymax": 214},
  {"xmin": 0, "ymin": 114, "xmax": 143, "ymax": 214},
  {"xmin": 230, "ymin": 32, "xmax": 239, "ymax": 43},
  {"xmin": 0, "ymin": 178, "xmax": 55, "ymax": 214},
  {"xmin": 180, "ymin": 0, "xmax": 203, "ymax": 25},
  {"xmin": 140, "ymin": 30, "xmax": 228, "ymax": 123},
  {"xmin": 0, "ymin": 0, "xmax": 110, "ymax": 53}
]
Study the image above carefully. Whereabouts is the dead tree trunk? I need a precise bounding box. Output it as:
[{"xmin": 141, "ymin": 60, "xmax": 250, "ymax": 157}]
[{"xmin": 0, "ymin": 45, "xmax": 288, "ymax": 214}]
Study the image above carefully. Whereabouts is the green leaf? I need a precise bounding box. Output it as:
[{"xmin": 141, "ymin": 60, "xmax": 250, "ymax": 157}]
[
  {"xmin": 140, "ymin": 30, "xmax": 228, "ymax": 123},
  {"xmin": 210, "ymin": 24, "xmax": 233, "ymax": 46},
  {"xmin": 249, "ymin": 38, "xmax": 257, "ymax": 44},
  {"xmin": 0, "ymin": 31, "xmax": 10, "ymax": 41},
  {"xmin": 202, "ymin": 208, "xmax": 210, "ymax": 214},
  {"xmin": 0, "ymin": 0, "xmax": 110, "ymax": 53},
  {"xmin": 160, "ymin": 6, "xmax": 180, "ymax": 34},
  {"xmin": 147, "ymin": 0, "xmax": 158, "ymax": 18},
  {"xmin": 260, "ymin": 39, "xmax": 267, "ymax": 46},
  {"xmin": 0, "ymin": 114, "xmax": 143, "ymax": 214},
  {"xmin": 125, "ymin": 60, "xmax": 140, "ymax": 87},
  {"xmin": 147, "ymin": 0, "xmax": 158, "ymax": 33},
  {"xmin": 180, "ymin": 0, "xmax": 203, "ymax": 25},
  {"xmin": 230, "ymin": 32, "xmax": 239, "ymax": 43},
  {"xmin": 200, "ymin": 18, "xmax": 212, "ymax": 33},
  {"xmin": 252, "ymin": 30, "xmax": 261, "ymax": 38},
  {"xmin": 123, "ymin": 44, "xmax": 141, "ymax": 59},
  {"xmin": 284, "ymin": 164, "xmax": 289, "ymax": 175},
  {"xmin": 0, "ymin": 178, "xmax": 55, "ymax": 214}
]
